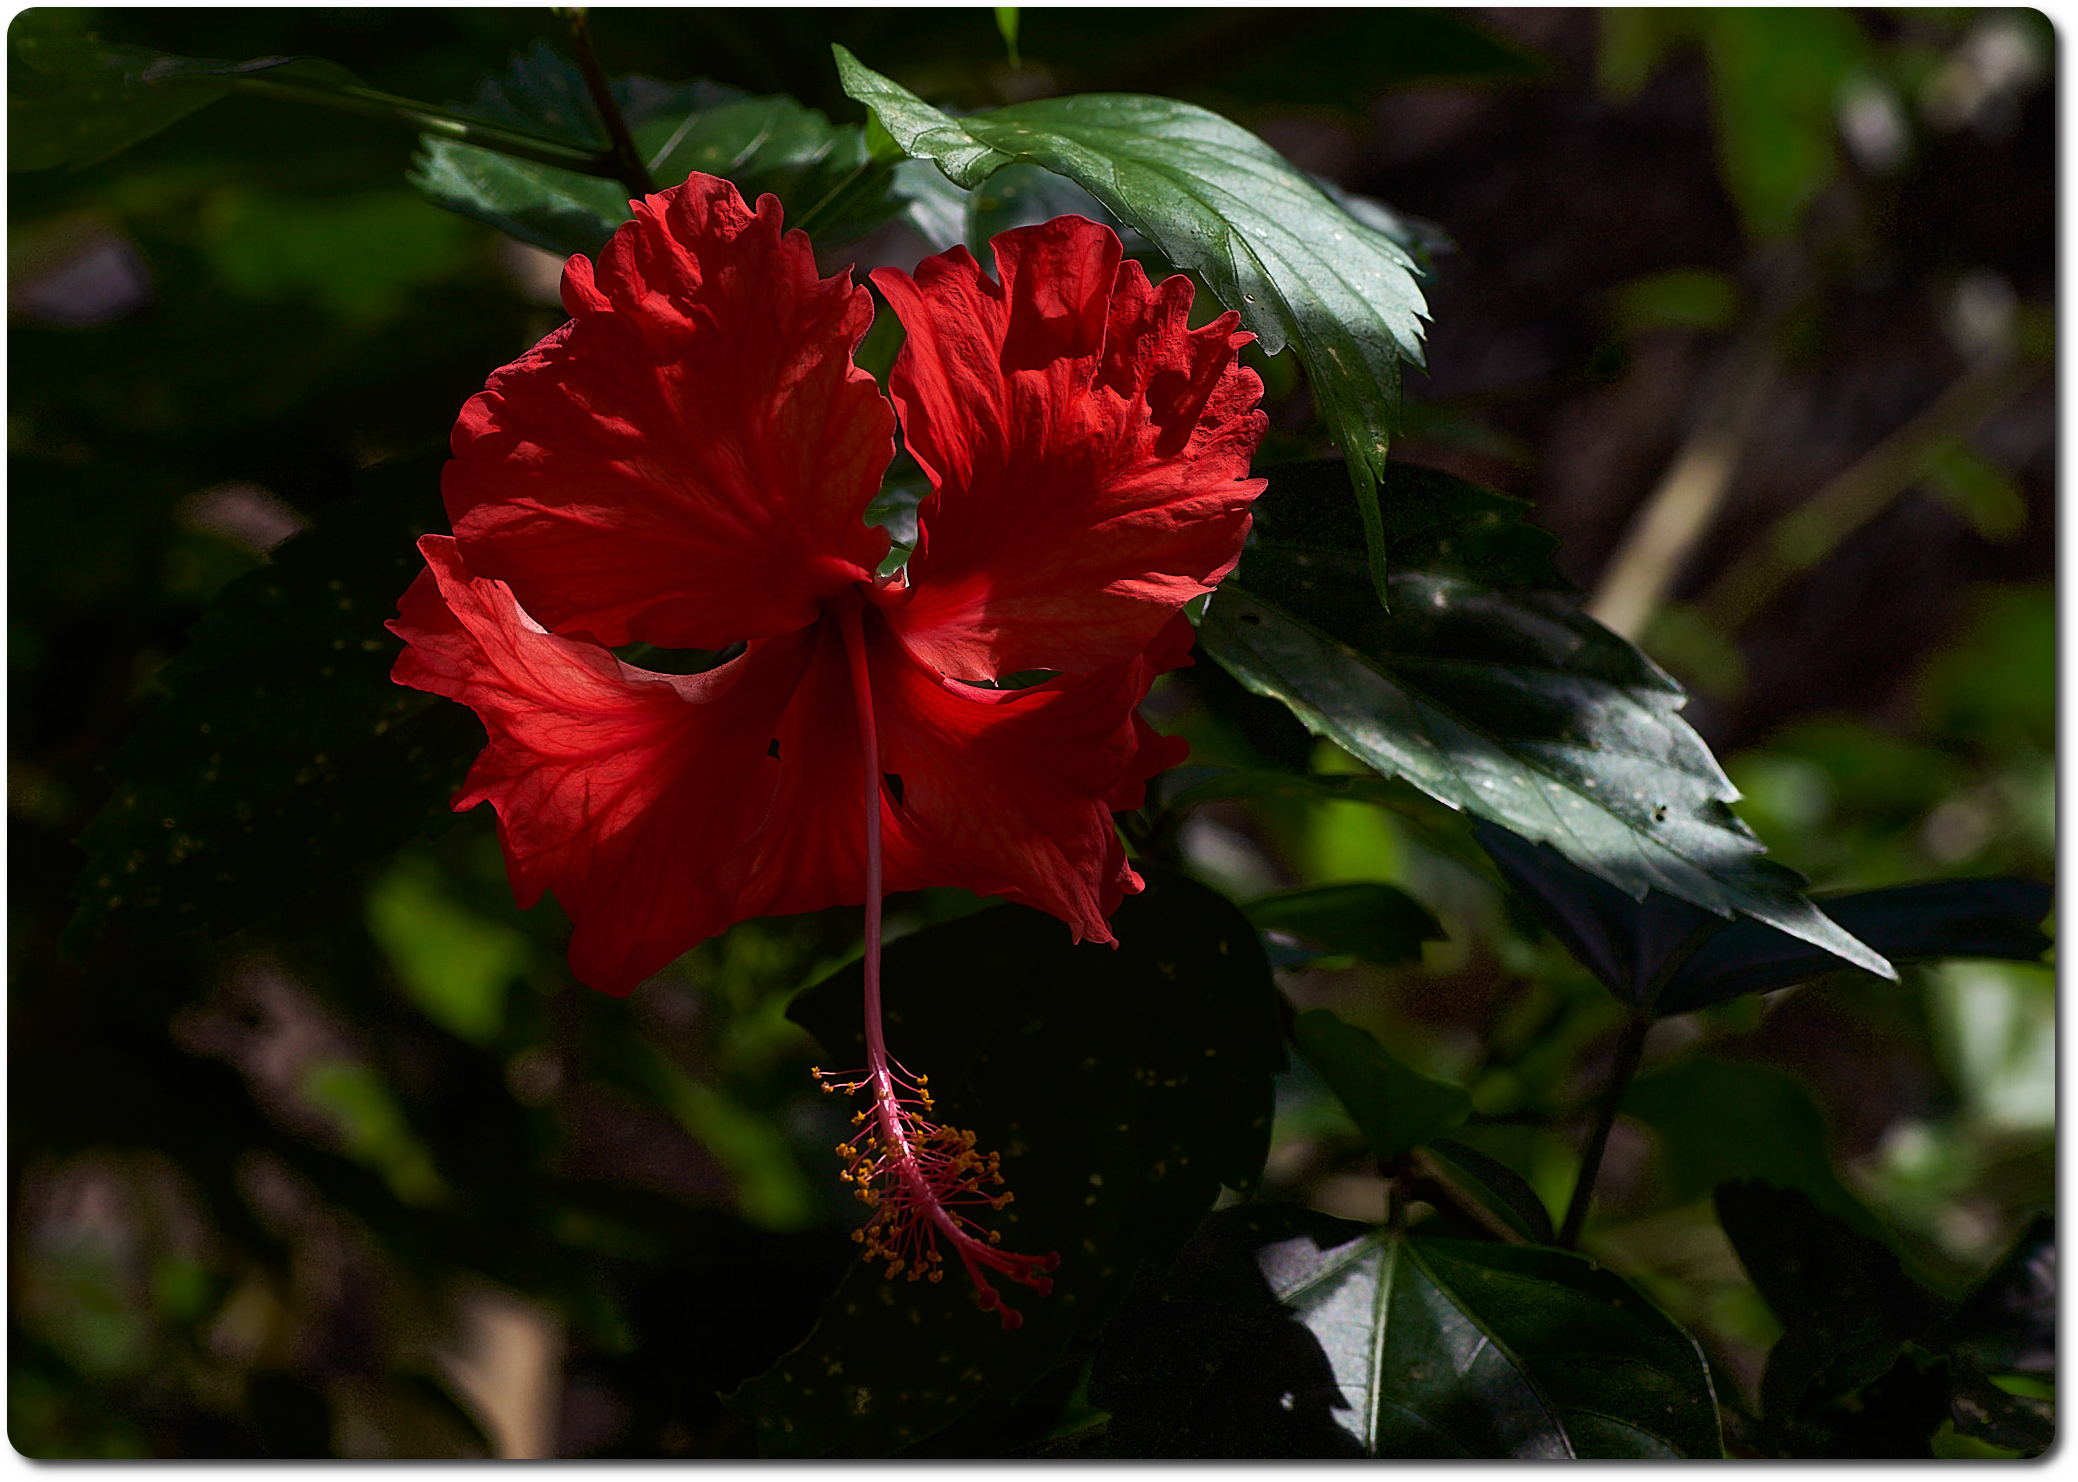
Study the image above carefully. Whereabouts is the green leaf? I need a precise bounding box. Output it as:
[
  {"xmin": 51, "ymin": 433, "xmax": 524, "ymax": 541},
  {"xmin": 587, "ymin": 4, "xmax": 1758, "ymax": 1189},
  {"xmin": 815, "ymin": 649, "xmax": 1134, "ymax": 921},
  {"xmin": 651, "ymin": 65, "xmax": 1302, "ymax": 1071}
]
[
  {"xmin": 65, "ymin": 452, "xmax": 480, "ymax": 955},
  {"xmin": 299, "ymin": 1060, "xmax": 449, "ymax": 1207},
  {"xmin": 412, "ymin": 47, "xmax": 893, "ymax": 258},
  {"xmin": 1244, "ymin": 883, "xmax": 1443, "ymax": 970},
  {"xmin": 1425, "ymin": 1138, "xmax": 1557, "ymax": 1246},
  {"xmin": 1622, "ymin": 1058, "xmax": 1880, "ymax": 1237},
  {"xmin": 994, "ymin": 7, "xmax": 1022, "ymax": 70},
  {"xmin": 6, "ymin": 13, "xmax": 363, "ymax": 171},
  {"xmin": 724, "ymin": 869, "xmax": 1284, "ymax": 1457},
  {"xmin": 365, "ymin": 859, "xmax": 530, "ymax": 1046},
  {"xmin": 1291, "ymin": 1009, "xmax": 1469, "ymax": 1163},
  {"xmin": 202, "ymin": 189, "xmax": 473, "ymax": 322},
  {"xmin": 1702, "ymin": 8, "xmax": 1869, "ymax": 239},
  {"xmin": 409, "ymin": 139, "xmax": 629, "ymax": 258},
  {"xmin": 1090, "ymin": 1208, "xmax": 1721, "ymax": 1457},
  {"xmin": 638, "ymin": 93, "xmax": 893, "ymax": 243},
  {"xmin": 1196, "ymin": 557, "xmax": 1893, "ymax": 980},
  {"xmin": 888, "ymin": 156, "xmax": 970, "ymax": 252},
  {"xmin": 1714, "ymin": 1181, "xmax": 1934, "ymax": 1418},
  {"xmin": 963, "ymin": 160, "xmax": 1122, "ymax": 268},
  {"xmin": 834, "ymin": 46, "xmax": 1427, "ymax": 604}
]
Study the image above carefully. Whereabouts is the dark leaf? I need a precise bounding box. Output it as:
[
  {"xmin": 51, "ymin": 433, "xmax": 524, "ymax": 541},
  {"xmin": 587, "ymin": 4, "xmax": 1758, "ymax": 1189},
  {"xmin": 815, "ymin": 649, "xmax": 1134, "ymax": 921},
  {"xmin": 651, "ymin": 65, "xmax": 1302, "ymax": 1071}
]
[
  {"xmin": 1658, "ymin": 877, "xmax": 2053, "ymax": 1016},
  {"xmin": 1410, "ymin": 1237, "xmax": 1723, "ymax": 1458},
  {"xmin": 1944, "ymin": 1363, "xmax": 2054, "ymax": 1455},
  {"xmin": 1623, "ymin": 1059, "xmax": 1880, "ymax": 1236},
  {"xmin": 1250, "ymin": 460, "xmax": 1565, "ymax": 591},
  {"xmin": 1935, "ymin": 1213, "xmax": 2054, "ymax": 1377},
  {"xmin": 1091, "ymin": 1207, "xmax": 1720, "ymax": 1457},
  {"xmin": 65, "ymin": 452, "xmax": 478, "ymax": 954},
  {"xmin": 1290, "ymin": 1009, "xmax": 1469, "ymax": 1164},
  {"xmin": 1480, "ymin": 823, "xmax": 2048, "ymax": 1016},
  {"xmin": 1475, "ymin": 820, "xmax": 1725, "ymax": 1010},
  {"xmin": 835, "ymin": 48, "xmax": 1426, "ymax": 602},
  {"xmin": 8, "ymin": 12, "xmax": 357, "ymax": 171},
  {"xmin": 724, "ymin": 869, "xmax": 1284, "ymax": 1457},
  {"xmin": 1244, "ymin": 882, "xmax": 1443, "ymax": 970},
  {"xmin": 411, "ymin": 47, "xmax": 893, "ymax": 258},
  {"xmin": 1714, "ymin": 1181, "xmax": 1934, "ymax": 1418},
  {"xmin": 1425, "ymin": 1138, "xmax": 1557, "ymax": 1247},
  {"xmin": 1198, "ymin": 559, "xmax": 1892, "ymax": 979}
]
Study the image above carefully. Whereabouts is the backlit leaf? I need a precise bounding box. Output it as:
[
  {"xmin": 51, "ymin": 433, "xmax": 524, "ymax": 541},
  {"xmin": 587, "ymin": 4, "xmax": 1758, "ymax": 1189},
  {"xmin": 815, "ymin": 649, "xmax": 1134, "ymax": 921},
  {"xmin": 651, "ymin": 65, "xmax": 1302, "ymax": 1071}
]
[
  {"xmin": 1244, "ymin": 883, "xmax": 1443, "ymax": 970},
  {"xmin": 1291, "ymin": 1010, "xmax": 1469, "ymax": 1164}
]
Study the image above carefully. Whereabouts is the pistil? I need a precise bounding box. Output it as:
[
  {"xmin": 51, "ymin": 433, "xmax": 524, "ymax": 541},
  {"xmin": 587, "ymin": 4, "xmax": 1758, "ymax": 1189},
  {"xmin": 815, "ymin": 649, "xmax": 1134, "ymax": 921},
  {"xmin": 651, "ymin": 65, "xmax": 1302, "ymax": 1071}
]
[{"xmin": 824, "ymin": 593, "xmax": 1058, "ymax": 1328}]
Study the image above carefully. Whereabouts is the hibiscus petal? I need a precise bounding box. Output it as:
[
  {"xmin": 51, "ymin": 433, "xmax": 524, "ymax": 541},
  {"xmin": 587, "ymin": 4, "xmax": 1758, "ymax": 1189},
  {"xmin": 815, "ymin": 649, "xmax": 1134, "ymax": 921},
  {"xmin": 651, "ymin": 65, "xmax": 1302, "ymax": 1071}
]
[
  {"xmin": 443, "ymin": 172, "xmax": 894, "ymax": 652},
  {"xmin": 723, "ymin": 612, "xmax": 881, "ymax": 923},
  {"xmin": 389, "ymin": 535, "xmax": 818, "ymax": 995},
  {"xmin": 867, "ymin": 609, "xmax": 1199, "ymax": 944},
  {"xmin": 871, "ymin": 216, "xmax": 1267, "ymax": 680}
]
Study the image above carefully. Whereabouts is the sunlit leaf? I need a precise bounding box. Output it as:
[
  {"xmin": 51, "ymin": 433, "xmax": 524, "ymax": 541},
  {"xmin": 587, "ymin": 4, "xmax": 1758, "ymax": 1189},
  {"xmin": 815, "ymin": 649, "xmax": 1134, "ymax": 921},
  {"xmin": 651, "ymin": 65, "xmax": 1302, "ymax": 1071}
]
[
  {"xmin": 835, "ymin": 47, "xmax": 1427, "ymax": 603},
  {"xmin": 1090, "ymin": 1207, "xmax": 1721, "ymax": 1457},
  {"xmin": 1198, "ymin": 557, "xmax": 1893, "ymax": 979}
]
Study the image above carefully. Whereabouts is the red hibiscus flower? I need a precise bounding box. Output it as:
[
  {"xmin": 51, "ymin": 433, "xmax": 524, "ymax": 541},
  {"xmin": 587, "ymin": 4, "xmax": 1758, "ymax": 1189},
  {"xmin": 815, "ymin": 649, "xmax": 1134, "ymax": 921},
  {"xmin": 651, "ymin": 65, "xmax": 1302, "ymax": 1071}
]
[{"xmin": 389, "ymin": 172, "xmax": 1266, "ymax": 1325}]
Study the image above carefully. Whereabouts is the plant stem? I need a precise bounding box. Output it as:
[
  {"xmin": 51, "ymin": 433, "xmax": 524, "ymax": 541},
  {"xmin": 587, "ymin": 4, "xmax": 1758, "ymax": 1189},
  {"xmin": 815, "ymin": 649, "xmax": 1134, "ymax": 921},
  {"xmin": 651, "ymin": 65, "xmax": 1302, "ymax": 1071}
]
[
  {"xmin": 184, "ymin": 72, "xmax": 616, "ymax": 175},
  {"xmin": 1697, "ymin": 352, "xmax": 2042, "ymax": 635},
  {"xmin": 1402, "ymin": 1149, "xmax": 1528, "ymax": 1246},
  {"xmin": 1557, "ymin": 1014, "xmax": 1651, "ymax": 1249},
  {"xmin": 561, "ymin": 7, "xmax": 656, "ymax": 199}
]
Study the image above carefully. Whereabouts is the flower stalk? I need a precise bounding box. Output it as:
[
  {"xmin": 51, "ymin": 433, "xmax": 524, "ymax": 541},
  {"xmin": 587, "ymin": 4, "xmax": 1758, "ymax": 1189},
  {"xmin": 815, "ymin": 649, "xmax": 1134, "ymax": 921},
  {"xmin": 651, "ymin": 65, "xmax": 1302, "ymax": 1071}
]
[{"xmin": 824, "ymin": 595, "xmax": 1058, "ymax": 1328}]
